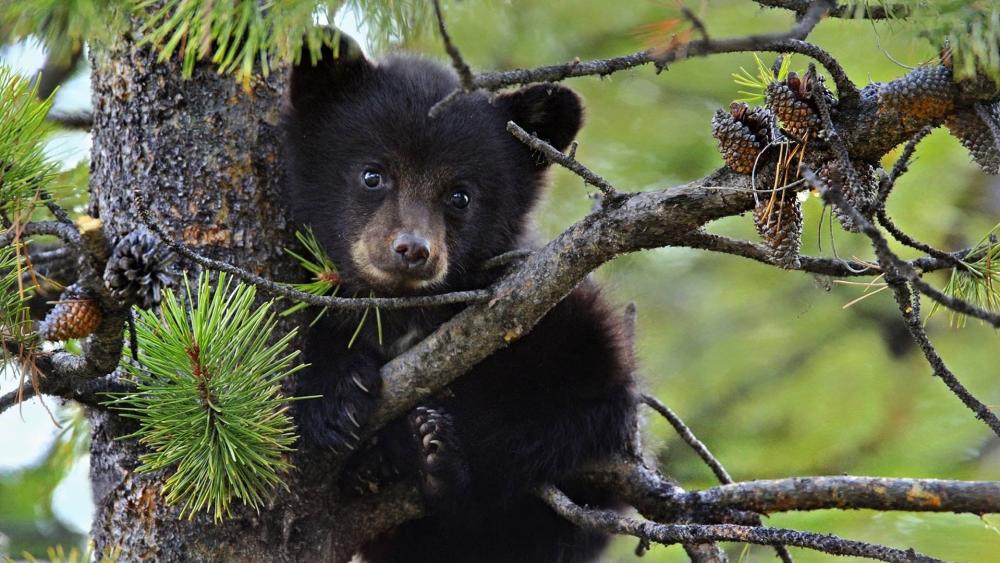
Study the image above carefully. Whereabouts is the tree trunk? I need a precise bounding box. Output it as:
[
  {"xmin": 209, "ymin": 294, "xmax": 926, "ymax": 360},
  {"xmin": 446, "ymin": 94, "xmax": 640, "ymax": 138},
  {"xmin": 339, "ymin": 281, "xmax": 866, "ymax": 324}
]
[{"xmin": 85, "ymin": 22, "xmax": 413, "ymax": 563}]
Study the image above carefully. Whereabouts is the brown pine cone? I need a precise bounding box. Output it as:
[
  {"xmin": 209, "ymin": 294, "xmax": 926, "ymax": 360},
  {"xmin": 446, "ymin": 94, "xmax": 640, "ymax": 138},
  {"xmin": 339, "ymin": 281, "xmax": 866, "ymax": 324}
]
[
  {"xmin": 38, "ymin": 284, "xmax": 102, "ymax": 341},
  {"xmin": 877, "ymin": 65, "xmax": 954, "ymax": 126},
  {"xmin": 765, "ymin": 68, "xmax": 828, "ymax": 140},
  {"xmin": 945, "ymin": 104, "xmax": 1000, "ymax": 175},
  {"xmin": 813, "ymin": 160, "xmax": 879, "ymax": 233},
  {"xmin": 711, "ymin": 102, "xmax": 773, "ymax": 174},
  {"xmin": 754, "ymin": 188, "xmax": 802, "ymax": 269}
]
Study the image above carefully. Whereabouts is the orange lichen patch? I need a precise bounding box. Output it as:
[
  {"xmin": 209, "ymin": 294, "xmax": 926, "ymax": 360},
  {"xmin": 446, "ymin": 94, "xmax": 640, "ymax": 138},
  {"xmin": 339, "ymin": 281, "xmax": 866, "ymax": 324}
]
[
  {"xmin": 183, "ymin": 224, "xmax": 232, "ymax": 246},
  {"xmin": 896, "ymin": 96, "xmax": 954, "ymax": 121},
  {"xmin": 906, "ymin": 484, "xmax": 943, "ymax": 508},
  {"xmin": 503, "ymin": 325, "xmax": 523, "ymax": 343}
]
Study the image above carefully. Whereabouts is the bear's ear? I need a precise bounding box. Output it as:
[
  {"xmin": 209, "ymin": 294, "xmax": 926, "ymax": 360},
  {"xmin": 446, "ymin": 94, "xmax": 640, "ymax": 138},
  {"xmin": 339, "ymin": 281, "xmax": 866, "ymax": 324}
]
[
  {"xmin": 496, "ymin": 84, "xmax": 583, "ymax": 159},
  {"xmin": 289, "ymin": 29, "xmax": 372, "ymax": 112}
]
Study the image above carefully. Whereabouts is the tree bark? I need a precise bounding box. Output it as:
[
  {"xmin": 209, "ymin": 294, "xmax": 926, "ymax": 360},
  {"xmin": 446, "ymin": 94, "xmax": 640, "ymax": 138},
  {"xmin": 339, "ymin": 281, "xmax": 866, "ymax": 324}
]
[{"xmin": 85, "ymin": 23, "xmax": 415, "ymax": 563}]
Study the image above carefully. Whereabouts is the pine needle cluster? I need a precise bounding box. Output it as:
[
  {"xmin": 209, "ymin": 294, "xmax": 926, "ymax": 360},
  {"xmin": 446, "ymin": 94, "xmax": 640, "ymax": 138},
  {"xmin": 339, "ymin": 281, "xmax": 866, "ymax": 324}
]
[
  {"xmin": 0, "ymin": 65, "xmax": 57, "ymax": 220},
  {"xmin": 1, "ymin": 1, "xmax": 433, "ymax": 85},
  {"xmin": 929, "ymin": 222, "xmax": 1000, "ymax": 327},
  {"xmin": 282, "ymin": 228, "xmax": 382, "ymax": 347},
  {"xmin": 732, "ymin": 54, "xmax": 793, "ymax": 104},
  {"xmin": 108, "ymin": 273, "xmax": 303, "ymax": 521},
  {"xmin": 0, "ymin": 244, "xmax": 33, "ymax": 356}
]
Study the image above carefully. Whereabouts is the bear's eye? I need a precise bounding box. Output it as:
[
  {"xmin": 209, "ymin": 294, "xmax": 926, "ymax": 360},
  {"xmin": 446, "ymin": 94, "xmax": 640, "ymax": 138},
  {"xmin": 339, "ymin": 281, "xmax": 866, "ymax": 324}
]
[
  {"xmin": 361, "ymin": 169, "xmax": 383, "ymax": 190},
  {"xmin": 449, "ymin": 190, "xmax": 470, "ymax": 209}
]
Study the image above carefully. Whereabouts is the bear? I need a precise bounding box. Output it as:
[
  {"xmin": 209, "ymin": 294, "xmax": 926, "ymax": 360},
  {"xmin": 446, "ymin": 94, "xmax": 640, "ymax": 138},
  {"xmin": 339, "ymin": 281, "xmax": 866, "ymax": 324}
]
[{"xmin": 284, "ymin": 31, "xmax": 638, "ymax": 563}]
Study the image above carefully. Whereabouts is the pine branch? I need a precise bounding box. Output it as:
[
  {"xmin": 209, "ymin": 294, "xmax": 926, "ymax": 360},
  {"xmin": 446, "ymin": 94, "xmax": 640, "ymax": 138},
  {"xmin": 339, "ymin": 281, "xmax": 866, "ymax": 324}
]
[
  {"xmin": 800, "ymin": 89, "xmax": 1000, "ymax": 436},
  {"xmin": 106, "ymin": 272, "xmax": 302, "ymax": 521},
  {"xmin": 753, "ymin": 0, "xmax": 910, "ymax": 20},
  {"xmin": 684, "ymin": 475, "xmax": 1000, "ymax": 515},
  {"xmin": 641, "ymin": 394, "xmax": 794, "ymax": 563},
  {"xmin": 132, "ymin": 189, "xmax": 492, "ymax": 311},
  {"xmin": 538, "ymin": 485, "xmax": 941, "ymax": 562}
]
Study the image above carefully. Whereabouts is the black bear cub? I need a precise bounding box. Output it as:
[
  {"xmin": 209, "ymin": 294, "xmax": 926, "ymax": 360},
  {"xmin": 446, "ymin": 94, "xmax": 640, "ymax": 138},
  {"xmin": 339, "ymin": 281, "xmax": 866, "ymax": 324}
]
[{"xmin": 285, "ymin": 33, "xmax": 637, "ymax": 563}]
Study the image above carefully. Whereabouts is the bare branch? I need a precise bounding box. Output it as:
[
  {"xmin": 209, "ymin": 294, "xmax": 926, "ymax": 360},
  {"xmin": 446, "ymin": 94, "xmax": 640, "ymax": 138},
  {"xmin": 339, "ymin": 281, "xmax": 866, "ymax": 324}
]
[
  {"xmin": 890, "ymin": 281, "xmax": 1000, "ymax": 435},
  {"xmin": 753, "ymin": 0, "xmax": 910, "ymax": 20},
  {"xmin": 31, "ymin": 46, "xmax": 83, "ymax": 100},
  {"xmin": 473, "ymin": 28, "xmax": 860, "ymax": 107},
  {"xmin": 479, "ymin": 249, "xmax": 532, "ymax": 270},
  {"xmin": 538, "ymin": 485, "xmax": 941, "ymax": 562},
  {"xmin": 685, "ymin": 475, "xmax": 1000, "ymax": 515},
  {"xmin": 506, "ymin": 122, "xmax": 621, "ymax": 202},
  {"xmin": 431, "ymin": 0, "xmax": 474, "ymax": 90},
  {"xmin": 47, "ymin": 111, "xmax": 93, "ymax": 130},
  {"xmin": 641, "ymin": 394, "xmax": 794, "ymax": 563},
  {"xmin": 799, "ymin": 91, "xmax": 1000, "ymax": 436},
  {"xmin": 642, "ymin": 394, "xmax": 733, "ymax": 484},
  {"xmin": 1, "ymin": 221, "xmax": 81, "ymax": 248},
  {"xmin": 0, "ymin": 381, "xmax": 36, "ymax": 414}
]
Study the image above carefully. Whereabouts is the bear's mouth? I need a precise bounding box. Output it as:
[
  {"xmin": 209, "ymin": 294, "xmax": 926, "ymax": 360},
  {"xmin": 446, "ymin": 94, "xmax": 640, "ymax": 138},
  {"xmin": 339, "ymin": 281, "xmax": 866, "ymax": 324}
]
[{"xmin": 349, "ymin": 240, "xmax": 448, "ymax": 295}]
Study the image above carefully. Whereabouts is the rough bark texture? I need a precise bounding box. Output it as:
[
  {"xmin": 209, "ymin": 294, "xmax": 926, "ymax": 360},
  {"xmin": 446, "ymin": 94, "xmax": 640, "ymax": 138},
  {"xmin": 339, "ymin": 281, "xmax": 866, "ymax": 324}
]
[{"xmin": 84, "ymin": 24, "xmax": 419, "ymax": 563}]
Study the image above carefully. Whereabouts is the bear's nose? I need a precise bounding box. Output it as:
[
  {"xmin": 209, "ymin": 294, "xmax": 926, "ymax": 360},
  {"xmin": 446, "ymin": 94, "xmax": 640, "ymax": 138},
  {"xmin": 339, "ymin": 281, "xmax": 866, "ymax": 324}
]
[{"xmin": 392, "ymin": 233, "xmax": 430, "ymax": 267}]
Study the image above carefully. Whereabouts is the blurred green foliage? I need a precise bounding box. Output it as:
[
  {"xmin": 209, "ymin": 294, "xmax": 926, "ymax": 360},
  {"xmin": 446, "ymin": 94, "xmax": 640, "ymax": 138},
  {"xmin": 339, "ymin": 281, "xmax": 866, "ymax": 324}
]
[
  {"xmin": 0, "ymin": 406, "xmax": 89, "ymax": 556},
  {"xmin": 1, "ymin": 1, "xmax": 999, "ymax": 561}
]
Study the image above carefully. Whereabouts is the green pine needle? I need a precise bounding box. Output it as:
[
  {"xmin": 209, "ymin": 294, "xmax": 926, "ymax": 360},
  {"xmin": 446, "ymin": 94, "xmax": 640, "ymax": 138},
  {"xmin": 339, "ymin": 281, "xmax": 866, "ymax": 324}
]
[
  {"xmin": 732, "ymin": 53, "xmax": 793, "ymax": 104},
  {"xmin": 928, "ymin": 222, "xmax": 1000, "ymax": 328},
  {"xmin": 107, "ymin": 272, "xmax": 303, "ymax": 522},
  {"xmin": 281, "ymin": 227, "xmax": 340, "ymax": 318},
  {"xmin": 0, "ymin": 64, "xmax": 58, "ymax": 220},
  {"xmin": 0, "ymin": 243, "xmax": 35, "ymax": 356},
  {"xmin": 282, "ymin": 228, "xmax": 382, "ymax": 347}
]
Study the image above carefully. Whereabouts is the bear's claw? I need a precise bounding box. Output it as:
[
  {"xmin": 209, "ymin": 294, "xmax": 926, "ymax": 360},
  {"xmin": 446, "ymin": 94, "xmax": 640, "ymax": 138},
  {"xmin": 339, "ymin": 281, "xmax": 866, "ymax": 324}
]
[{"xmin": 409, "ymin": 406, "xmax": 469, "ymax": 504}]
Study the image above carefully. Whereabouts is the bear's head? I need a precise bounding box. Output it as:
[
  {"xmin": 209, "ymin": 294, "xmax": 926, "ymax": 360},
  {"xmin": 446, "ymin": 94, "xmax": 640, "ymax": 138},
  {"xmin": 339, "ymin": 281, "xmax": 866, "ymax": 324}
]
[{"xmin": 284, "ymin": 32, "xmax": 583, "ymax": 295}]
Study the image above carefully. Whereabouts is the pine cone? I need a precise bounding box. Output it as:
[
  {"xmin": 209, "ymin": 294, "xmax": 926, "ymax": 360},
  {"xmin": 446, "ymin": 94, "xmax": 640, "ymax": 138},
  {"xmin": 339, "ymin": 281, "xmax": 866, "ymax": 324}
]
[
  {"xmin": 766, "ymin": 69, "xmax": 828, "ymax": 140},
  {"xmin": 711, "ymin": 102, "xmax": 772, "ymax": 174},
  {"xmin": 104, "ymin": 230, "xmax": 177, "ymax": 309},
  {"xmin": 38, "ymin": 284, "xmax": 102, "ymax": 341},
  {"xmin": 754, "ymin": 189, "xmax": 802, "ymax": 269},
  {"xmin": 945, "ymin": 104, "xmax": 1000, "ymax": 174},
  {"xmin": 877, "ymin": 65, "xmax": 954, "ymax": 126},
  {"xmin": 814, "ymin": 160, "xmax": 879, "ymax": 232}
]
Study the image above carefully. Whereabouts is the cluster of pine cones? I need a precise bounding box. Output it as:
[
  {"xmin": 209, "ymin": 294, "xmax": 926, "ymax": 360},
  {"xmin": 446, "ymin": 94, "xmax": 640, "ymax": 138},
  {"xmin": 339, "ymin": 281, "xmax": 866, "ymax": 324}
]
[
  {"xmin": 711, "ymin": 67, "xmax": 848, "ymax": 269},
  {"xmin": 39, "ymin": 230, "xmax": 176, "ymax": 342},
  {"xmin": 709, "ymin": 61, "xmax": 1000, "ymax": 269}
]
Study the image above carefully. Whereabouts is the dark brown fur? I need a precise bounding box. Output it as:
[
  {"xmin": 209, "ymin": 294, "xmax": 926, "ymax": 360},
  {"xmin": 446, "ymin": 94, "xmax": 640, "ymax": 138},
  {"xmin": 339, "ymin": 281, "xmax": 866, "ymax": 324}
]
[{"xmin": 284, "ymin": 32, "xmax": 638, "ymax": 563}]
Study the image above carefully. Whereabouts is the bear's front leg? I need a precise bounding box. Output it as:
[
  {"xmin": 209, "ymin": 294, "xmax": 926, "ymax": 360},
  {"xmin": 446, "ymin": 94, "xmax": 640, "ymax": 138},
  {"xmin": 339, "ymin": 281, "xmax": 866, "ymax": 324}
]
[{"xmin": 295, "ymin": 342, "xmax": 384, "ymax": 454}]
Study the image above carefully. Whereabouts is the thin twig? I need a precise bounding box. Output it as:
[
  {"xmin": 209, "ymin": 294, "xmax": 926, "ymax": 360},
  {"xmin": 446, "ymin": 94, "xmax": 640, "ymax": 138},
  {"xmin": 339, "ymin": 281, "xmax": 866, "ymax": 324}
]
[
  {"xmin": 479, "ymin": 249, "xmax": 532, "ymax": 270},
  {"xmin": 506, "ymin": 122, "xmax": 621, "ymax": 202},
  {"xmin": 753, "ymin": 0, "xmax": 910, "ymax": 20},
  {"xmin": 799, "ymin": 96, "xmax": 1000, "ymax": 437},
  {"xmin": 641, "ymin": 394, "xmax": 794, "ymax": 563},
  {"xmin": 890, "ymin": 282, "xmax": 1000, "ymax": 435},
  {"xmin": 642, "ymin": 394, "xmax": 732, "ymax": 484},
  {"xmin": 40, "ymin": 190, "xmax": 75, "ymax": 227},
  {"xmin": 47, "ymin": 111, "xmax": 93, "ymax": 130},
  {"xmin": 881, "ymin": 126, "xmax": 934, "ymax": 201},
  {"xmin": 431, "ymin": 0, "xmax": 474, "ymax": 90},
  {"xmin": 538, "ymin": 485, "xmax": 941, "ymax": 562},
  {"xmin": 0, "ymin": 381, "xmax": 36, "ymax": 415},
  {"xmin": 132, "ymin": 190, "xmax": 492, "ymax": 311},
  {"xmin": 680, "ymin": 6, "xmax": 710, "ymax": 42}
]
